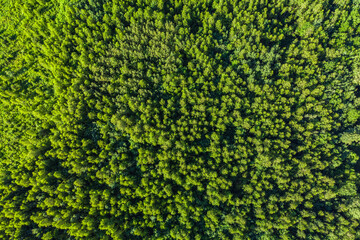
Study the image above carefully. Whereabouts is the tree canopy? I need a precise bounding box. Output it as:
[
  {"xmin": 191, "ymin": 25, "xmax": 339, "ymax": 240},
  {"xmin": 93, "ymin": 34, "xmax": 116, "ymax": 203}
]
[{"xmin": 1, "ymin": 0, "xmax": 360, "ymax": 239}]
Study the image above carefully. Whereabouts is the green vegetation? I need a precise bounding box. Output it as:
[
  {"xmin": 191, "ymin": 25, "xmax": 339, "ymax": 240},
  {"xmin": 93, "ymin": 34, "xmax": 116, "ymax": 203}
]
[{"xmin": 1, "ymin": 0, "xmax": 360, "ymax": 239}]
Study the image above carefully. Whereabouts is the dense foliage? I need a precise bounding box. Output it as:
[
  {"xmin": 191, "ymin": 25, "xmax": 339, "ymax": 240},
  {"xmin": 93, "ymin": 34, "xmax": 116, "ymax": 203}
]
[{"xmin": 2, "ymin": 0, "xmax": 360, "ymax": 239}]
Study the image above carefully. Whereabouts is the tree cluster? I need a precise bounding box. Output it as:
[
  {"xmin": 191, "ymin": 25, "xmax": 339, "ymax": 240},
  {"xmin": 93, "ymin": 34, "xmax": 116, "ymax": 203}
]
[{"xmin": 1, "ymin": 0, "xmax": 360, "ymax": 239}]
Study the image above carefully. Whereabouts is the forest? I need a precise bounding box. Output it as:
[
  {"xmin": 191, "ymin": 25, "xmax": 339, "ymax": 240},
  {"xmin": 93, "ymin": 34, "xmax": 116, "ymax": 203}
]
[{"xmin": 1, "ymin": 0, "xmax": 360, "ymax": 239}]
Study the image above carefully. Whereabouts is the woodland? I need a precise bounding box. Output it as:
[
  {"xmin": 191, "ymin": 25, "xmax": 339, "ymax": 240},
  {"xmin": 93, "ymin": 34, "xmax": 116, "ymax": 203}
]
[{"xmin": 1, "ymin": 0, "xmax": 360, "ymax": 239}]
